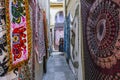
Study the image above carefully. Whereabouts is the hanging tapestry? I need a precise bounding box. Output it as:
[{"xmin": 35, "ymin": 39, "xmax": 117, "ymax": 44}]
[
  {"xmin": 64, "ymin": 20, "xmax": 67, "ymax": 52},
  {"xmin": 34, "ymin": 4, "xmax": 41, "ymax": 63},
  {"xmin": 81, "ymin": 0, "xmax": 120, "ymax": 79},
  {"xmin": 29, "ymin": 0, "xmax": 37, "ymax": 79},
  {"xmin": 18, "ymin": 5, "xmax": 33, "ymax": 80},
  {"xmin": 64, "ymin": 14, "xmax": 70, "ymax": 59},
  {"xmin": 43, "ymin": 11, "xmax": 48, "ymax": 53},
  {"xmin": 6, "ymin": 0, "xmax": 32, "ymax": 71},
  {"xmin": 37, "ymin": 9, "xmax": 46, "ymax": 63},
  {"xmin": 0, "ymin": 0, "xmax": 9, "ymax": 77},
  {"xmin": 66, "ymin": 14, "xmax": 70, "ymax": 59}
]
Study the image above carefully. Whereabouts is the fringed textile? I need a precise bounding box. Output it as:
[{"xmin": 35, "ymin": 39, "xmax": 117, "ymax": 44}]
[{"xmin": 6, "ymin": 0, "xmax": 32, "ymax": 71}]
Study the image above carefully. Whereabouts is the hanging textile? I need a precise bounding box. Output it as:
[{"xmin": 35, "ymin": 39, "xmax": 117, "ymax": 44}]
[
  {"xmin": 30, "ymin": 0, "xmax": 46, "ymax": 63},
  {"xmin": 17, "ymin": 0, "xmax": 37, "ymax": 80},
  {"xmin": 18, "ymin": 3, "xmax": 34, "ymax": 80},
  {"xmin": 66, "ymin": 14, "xmax": 70, "ymax": 59},
  {"xmin": 0, "ymin": 0, "xmax": 9, "ymax": 77},
  {"xmin": 64, "ymin": 14, "xmax": 70, "ymax": 59},
  {"xmin": 36, "ymin": 9, "xmax": 46, "ymax": 63},
  {"xmin": 29, "ymin": 0, "xmax": 37, "ymax": 79},
  {"xmin": 81, "ymin": 0, "xmax": 120, "ymax": 79},
  {"xmin": 6, "ymin": 0, "xmax": 32, "ymax": 71},
  {"xmin": 67, "ymin": 14, "xmax": 70, "ymax": 58},
  {"xmin": 43, "ymin": 11, "xmax": 48, "ymax": 53},
  {"xmin": 64, "ymin": 20, "xmax": 67, "ymax": 53}
]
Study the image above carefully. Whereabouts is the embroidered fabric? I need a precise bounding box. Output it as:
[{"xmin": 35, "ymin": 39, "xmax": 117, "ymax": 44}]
[{"xmin": 6, "ymin": 0, "xmax": 32, "ymax": 71}]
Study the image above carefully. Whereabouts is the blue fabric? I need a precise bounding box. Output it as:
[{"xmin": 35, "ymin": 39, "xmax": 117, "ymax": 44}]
[
  {"xmin": 64, "ymin": 20, "xmax": 67, "ymax": 52},
  {"xmin": 64, "ymin": 14, "xmax": 70, "ymax": 59}
]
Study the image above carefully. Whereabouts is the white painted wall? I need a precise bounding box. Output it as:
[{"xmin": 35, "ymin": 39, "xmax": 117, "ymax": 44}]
[{"xmin": 50, "ymin": 8, "xmax": 63, "ymax": 26}]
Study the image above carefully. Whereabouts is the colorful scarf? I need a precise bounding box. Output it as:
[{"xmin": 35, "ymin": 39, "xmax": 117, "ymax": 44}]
[{"xmin": 6, "ymin": 0, "xmax": 32, "ymax": 71}]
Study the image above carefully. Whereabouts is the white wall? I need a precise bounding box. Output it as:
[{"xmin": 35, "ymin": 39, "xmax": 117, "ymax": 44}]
[{"xmin": 50, "ymin": 8, "xmax": 63, "ymax": 26}]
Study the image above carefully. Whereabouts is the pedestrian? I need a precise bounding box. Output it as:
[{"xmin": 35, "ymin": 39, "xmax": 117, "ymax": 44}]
[{"xmin": 59, "ymin": 38, "xmax": 64, "ymax": 52}]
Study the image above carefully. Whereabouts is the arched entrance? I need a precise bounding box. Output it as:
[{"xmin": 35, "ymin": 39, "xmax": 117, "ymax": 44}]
[{"xmin": 54, "ymin": 11, "xmax": 64, "ymax": 50}]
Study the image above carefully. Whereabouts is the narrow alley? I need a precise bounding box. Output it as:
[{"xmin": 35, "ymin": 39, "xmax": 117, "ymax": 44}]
[
  {"xmin": 43, "ymin": 52, "xmax": 76, "ymax": 80},
  {"xmin": 0, "ymin": 0, "xmax": 120, "ymax": 80}
]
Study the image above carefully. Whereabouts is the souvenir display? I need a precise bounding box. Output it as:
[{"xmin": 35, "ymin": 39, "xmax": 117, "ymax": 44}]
[
  {"xmin": 81, "ymin": 0, "xmax": 120, "ymax": 79},
  {"xmin": 6, "ymin": 0, "xmax": 32, "ymax": 71}
]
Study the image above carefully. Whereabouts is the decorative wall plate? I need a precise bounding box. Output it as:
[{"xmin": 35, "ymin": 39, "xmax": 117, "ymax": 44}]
[{"xmin": 6, "ymin": 0, "xmax": 32, "ymax": 71}]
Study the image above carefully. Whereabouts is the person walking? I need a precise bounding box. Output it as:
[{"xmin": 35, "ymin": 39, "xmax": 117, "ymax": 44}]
[{"xmin": 59, "ymin": 38, "xmax": 64, "ymax": 52}]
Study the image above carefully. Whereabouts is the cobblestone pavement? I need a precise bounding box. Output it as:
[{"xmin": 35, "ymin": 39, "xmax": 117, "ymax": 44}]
[{"xmin": 43, "ymin": 52, "xmax": 76, "ymax": 80}]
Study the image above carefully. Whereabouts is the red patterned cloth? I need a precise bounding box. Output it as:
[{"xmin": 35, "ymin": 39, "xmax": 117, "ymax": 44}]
[{"xmin": 6, "ymin": 0, "xmax": 32, "ymax": 71}]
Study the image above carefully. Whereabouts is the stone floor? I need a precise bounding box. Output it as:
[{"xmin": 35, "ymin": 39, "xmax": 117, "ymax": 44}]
[{"xmin": 43, "ymin": 52, "xmax": 76, "ymax": 80}]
